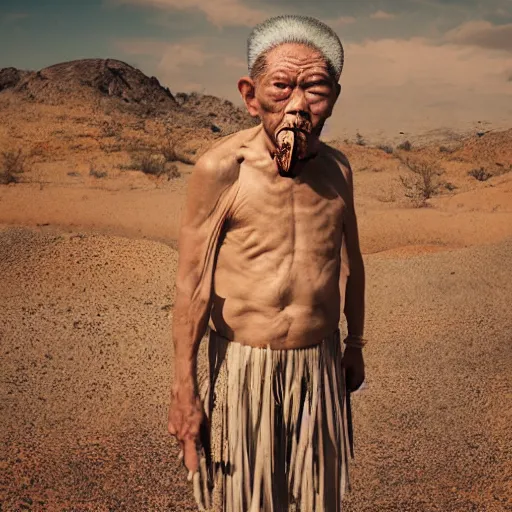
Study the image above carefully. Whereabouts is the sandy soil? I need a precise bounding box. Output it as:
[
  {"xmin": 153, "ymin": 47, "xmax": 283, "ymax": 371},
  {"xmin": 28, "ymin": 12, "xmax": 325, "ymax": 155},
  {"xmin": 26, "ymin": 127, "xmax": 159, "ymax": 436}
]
[
  {"xmin": 1, "ymin": 225, "xmax": 511, "ymax": 512},
  {"xmin": 1, "ymin": 126, "xmax": 512, "ymax": 510}
]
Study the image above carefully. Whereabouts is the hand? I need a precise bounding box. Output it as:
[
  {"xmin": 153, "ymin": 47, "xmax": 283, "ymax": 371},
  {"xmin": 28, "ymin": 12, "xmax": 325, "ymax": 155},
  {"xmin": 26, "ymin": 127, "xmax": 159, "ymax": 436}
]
[
  {"xmin": 343, "ymin": 346, "xmax": 365, "ymax": 392},
  {"xmin": 168, "ymin": 386, "xmax": 205, "ymax": 473}
]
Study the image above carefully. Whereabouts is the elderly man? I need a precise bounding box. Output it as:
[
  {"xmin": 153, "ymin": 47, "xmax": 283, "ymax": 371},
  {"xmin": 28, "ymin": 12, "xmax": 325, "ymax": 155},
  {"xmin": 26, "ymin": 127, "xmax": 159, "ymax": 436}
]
[{"xmin": 168, "ymin": 15, "xmax": 365, "ymax": 512}]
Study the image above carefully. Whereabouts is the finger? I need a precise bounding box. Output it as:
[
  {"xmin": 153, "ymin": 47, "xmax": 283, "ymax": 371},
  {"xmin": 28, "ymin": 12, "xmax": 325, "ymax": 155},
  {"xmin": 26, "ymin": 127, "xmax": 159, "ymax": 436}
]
[
  {"xmin": 200, "ymin": 453, "xmax": 210, "ymax": 510},
  {"xmin": 183, "ymin": 438, "xmax": 200, "ymax": 472},
  {"xmin": 193, "ymin": 471, "xmax": 205, "ymax": 511}
]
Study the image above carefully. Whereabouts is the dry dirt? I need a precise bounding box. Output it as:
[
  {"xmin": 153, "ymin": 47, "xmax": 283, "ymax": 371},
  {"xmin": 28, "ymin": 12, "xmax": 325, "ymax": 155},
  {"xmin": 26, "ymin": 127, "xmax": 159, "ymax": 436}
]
[
  {"xmin": 1, "ymin": 60, "xmax": 512, "ymax": 511},
  {"xmin": 1, "ymin": 225, "xmax": 511, "ymax": 511}
]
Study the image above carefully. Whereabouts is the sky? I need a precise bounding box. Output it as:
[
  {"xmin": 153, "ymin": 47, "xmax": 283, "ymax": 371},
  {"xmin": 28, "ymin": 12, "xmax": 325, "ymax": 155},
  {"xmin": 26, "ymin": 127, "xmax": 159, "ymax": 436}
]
[{"xmin": 1, "ymin": 0, "xmax": 512, "ymax": 140}]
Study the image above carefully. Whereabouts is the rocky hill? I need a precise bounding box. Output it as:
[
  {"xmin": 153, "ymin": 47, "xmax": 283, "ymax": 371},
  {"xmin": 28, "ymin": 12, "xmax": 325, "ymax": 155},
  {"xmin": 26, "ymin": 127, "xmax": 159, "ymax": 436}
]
[
  {"xmin": 0, "ymin": 58, "xmax": 256, "ymax": 134},
  {"xmin": 0, "ymin": 59, "xmax": 177, "ymax": 111},
  {"xmin": 0, "ymin": 58, "xmax": 259, "ymax": 178}
]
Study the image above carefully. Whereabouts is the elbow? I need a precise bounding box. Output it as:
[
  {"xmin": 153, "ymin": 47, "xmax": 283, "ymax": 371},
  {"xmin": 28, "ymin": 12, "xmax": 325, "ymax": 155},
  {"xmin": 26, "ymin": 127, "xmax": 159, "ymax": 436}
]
[{"xmin": 175, "ymin": 281, "xmax": 211, "ymax": 320}]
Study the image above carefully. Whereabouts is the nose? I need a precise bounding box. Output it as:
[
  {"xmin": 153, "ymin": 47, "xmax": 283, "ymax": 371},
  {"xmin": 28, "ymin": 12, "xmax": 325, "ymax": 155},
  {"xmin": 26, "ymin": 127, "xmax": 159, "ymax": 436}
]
[{"xmin": 284, "ymin": 89, "xmax": 310, "ymax": 121}]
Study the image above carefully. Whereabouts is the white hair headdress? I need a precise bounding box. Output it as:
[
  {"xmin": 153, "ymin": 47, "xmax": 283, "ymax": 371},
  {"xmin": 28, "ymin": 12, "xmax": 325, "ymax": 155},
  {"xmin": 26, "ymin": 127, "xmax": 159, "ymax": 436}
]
[{"xmin": 248, "ymin": 15, "xmax": 344, "ymax": 81}]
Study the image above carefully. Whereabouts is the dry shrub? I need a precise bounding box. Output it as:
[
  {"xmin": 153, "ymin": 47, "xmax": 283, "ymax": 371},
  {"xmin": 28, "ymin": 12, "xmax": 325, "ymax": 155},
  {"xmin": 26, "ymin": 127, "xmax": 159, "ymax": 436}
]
[
  {"xmin": 0, "ymin": 149, "xmax": 26, "ymax": 184},
  {"xmin": 137, "ymin": 153, "xmax": 166, "ymax": 176},
  {"xmin": 123, "ymin": 151, "xmax": 180, "ymax": 179},
  {"xmin": 377, "ymin": 144, "xmax": 393, "ymax": 154},
  {"xmin": 89, "ymin": 165, "xmax": 108, "ymax": 178},
  {"xmin": 166, "ymin": 163, "xmax": 181, "ymax": 180},
  {"xmin": 397, "ymin": 140, "xmax": 412, "ymax": 151},
  {"xmin": 161, "ymin": 140, "xmax": 177, "ymax": 162},
  {"xmin": 376, "ymin": 188, "xmax": 396, "ymax": 203},
  {"xmin": 468, "ymin": 167, "xmax": 492, "ymax": 181},
  {"xmin": 355, "ymin": 132, "xmax": 366, "ymax": 146},
  {"xmin": 399, "ymin": 158, "xmax": 444, "ymax": 207}
]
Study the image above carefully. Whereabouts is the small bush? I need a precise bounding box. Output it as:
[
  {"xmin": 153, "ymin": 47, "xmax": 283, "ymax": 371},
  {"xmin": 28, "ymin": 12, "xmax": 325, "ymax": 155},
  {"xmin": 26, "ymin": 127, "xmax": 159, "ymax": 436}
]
[
  {"xmin": 377, "ymin": 144, "xmax": 394, "ymax": 154},
  {"xmin": 468, "ymin": 167, "xmax": 492, "ymax": 181},
  {"xmin": 0, "ymin": 149, "xmax": 26, "ymax": 184},
  {"xmin": 123, "ymin": 151, "xmax": 180, "ymax": 179},
  {"xmin": 138, "ymin": 153, "xmax": 166, "ymax": 176},
  {"xmin": 355, "ymin": 132, "xmax": 366, "ymax": 146},
  {"xmin": 161, "ymin": 141, "xmax": 177, "ymax": 162},
  {"xmin": 166, "ymin": 163, "xmax": 181, "ymax": 180},
  {"xmin": 397, "ymin": 140, "xmax": 412, "ymax": 151},
  {"xmin": 439, "ymin": 145, "xmax": 455, "ymax": 154},
  {"xmin": 399, "ymin": 158, "xmax": 444, "ymax": 207},
  {"xmin": 89, "ymin": 165, "xmax": 108, "ymax": 178},
  {"xmin": 443, "ymin": 181, "xmax": 457, "ymax": 191},
  {"xmin": 377, "ymin": 188, "xmax": 396, "ymax": 203}
]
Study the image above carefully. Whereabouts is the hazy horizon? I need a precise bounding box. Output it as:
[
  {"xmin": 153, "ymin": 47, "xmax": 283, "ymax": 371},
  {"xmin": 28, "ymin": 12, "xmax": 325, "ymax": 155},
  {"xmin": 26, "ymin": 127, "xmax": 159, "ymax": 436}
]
[{"xmin": 1, "ymin": 0, "xmax": 511, "ymax": 141}]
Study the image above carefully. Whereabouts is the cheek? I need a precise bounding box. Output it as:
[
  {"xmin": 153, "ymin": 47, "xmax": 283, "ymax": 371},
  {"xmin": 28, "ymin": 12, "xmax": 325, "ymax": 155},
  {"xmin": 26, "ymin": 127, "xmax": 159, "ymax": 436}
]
[
  {"xmin": 257, "ymin": 90, "xmax": 286, "ymax": 114},
  {"xmin": 308, "ymin": 97, "xmax": 334, "ymax": 117},
  {"xmin": 259, "ymin": 98, "xmax": 282, "ymax": 114}
]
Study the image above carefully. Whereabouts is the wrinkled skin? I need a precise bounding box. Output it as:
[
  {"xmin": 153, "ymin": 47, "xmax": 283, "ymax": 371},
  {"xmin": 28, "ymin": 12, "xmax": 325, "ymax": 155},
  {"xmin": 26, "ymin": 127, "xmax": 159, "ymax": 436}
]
[
  {"xmin": 168, "ymin": 43, "xmax": 365, "ymax": 473},
  {"xmin": 243, "ymin": 44, "xmax": 338, "ymax": 177}
]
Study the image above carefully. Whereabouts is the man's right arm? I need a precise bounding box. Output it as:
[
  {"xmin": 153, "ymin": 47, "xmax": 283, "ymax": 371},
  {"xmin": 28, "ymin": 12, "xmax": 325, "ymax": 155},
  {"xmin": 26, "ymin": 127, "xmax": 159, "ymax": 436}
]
[{"xmin": 169, "ymin": 150, "xmax": 240, "ymax": 470}]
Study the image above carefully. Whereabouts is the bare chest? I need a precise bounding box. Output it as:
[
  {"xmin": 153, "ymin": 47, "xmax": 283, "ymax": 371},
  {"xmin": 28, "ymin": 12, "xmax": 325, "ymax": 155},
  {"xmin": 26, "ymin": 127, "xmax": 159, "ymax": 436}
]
[{"xmin": 224, "ymin": 164, "xmax": 345, "ymax": 262}]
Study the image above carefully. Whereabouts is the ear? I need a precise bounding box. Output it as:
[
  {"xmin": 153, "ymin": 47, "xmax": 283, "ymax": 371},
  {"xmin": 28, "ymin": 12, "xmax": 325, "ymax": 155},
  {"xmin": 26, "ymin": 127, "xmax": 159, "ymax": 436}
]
[
  {"xmin": 325, "ymin": 82, "xmax": 342, "ymax": 118},
  {"xmin": 334, "ymin": 83, "xmax": 341, "ymax": 101},
  {"xmin": 238, "ymin": 76, "xmax": 259, "ymax": 117}
]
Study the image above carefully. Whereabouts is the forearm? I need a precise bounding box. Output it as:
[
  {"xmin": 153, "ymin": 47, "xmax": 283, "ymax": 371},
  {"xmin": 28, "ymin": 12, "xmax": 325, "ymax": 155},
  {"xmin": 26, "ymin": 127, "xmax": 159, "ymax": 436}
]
[
  {"xmin": 172, "ymin": 294, "xmax": 211, "ymax": 393},
  {"xmin": 343, "ymin": 261, "xmax": 365, "ymax": 337}
]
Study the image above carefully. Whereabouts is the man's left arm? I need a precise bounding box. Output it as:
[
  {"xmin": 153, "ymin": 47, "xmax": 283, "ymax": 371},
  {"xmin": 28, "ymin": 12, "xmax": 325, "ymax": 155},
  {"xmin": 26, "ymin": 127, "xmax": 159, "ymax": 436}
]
[{"xmin": 339, "ymin": 162, "xmax": 366, "ymax": 391}]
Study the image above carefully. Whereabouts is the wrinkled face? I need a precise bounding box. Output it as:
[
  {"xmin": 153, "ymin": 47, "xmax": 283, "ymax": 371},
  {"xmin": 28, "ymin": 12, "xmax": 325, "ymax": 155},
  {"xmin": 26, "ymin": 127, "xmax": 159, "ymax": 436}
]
[{"xmin": 241, "ymin": 42, "xmax": 340, "ymax": 176}]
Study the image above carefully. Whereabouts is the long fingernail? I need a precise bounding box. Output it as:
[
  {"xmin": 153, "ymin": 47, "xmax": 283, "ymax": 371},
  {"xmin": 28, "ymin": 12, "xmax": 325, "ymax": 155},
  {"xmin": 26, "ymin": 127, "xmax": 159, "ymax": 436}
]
[
  {"xmin": 187, "ymin": 470, "xmax": 194, "ymax": 481},
  {"xmin": 178, "ymin": 450, "xmax": 183, "ymax": 460}
]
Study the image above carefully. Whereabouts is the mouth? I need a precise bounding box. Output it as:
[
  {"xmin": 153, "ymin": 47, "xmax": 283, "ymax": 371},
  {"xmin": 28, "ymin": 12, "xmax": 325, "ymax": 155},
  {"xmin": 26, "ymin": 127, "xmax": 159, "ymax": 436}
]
[{"xmin": 274, "ymin": 124, "xmax": 311, "ymax": 176}]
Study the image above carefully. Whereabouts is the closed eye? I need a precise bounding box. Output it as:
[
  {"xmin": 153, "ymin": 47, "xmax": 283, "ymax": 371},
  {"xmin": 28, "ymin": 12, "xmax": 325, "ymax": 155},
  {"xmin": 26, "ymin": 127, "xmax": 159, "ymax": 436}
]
[
  {"xmin": 307, "ymin": 89, "xmax": 330, "ymax": 97},
  {"xmin": 303, "ymin": 80, "xmax": 332, "ymax": 95}
]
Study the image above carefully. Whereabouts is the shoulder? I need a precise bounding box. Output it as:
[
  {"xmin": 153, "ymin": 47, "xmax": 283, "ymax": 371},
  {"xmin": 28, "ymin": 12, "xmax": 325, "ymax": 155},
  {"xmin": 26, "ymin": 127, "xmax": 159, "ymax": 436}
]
[
  {"xmin": 319, "ymin": 142, "xmax": 353, "ymax": 184},
  {"xmin": 193, "ymin": 125, "xmax": 261, "ymax": 187}
]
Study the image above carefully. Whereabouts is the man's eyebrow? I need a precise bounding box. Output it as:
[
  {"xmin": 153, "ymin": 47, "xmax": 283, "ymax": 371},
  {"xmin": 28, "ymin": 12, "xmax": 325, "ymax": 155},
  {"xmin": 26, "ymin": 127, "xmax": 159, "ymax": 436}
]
[
  {"xmin": 302, "ymin": 78, "xmax": 332, "ymax": 87},
  {"xmin": 267, "ymin": 70, "xmax": 293, "ymax": 80}
]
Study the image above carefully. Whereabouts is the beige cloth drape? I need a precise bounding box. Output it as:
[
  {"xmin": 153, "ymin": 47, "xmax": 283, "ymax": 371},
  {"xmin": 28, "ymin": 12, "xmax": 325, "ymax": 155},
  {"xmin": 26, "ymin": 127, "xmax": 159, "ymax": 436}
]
[{"xmin": 191, "ymin": 329, "xmax": 351, "ymax": 512}]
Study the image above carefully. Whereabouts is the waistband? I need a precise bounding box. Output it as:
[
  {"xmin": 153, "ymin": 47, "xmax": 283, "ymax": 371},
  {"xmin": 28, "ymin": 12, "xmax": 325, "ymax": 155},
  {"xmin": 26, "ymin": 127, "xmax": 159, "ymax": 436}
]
[{"xmin": 208, "ymin": 327, "xmax": 341, "ymax": 351}]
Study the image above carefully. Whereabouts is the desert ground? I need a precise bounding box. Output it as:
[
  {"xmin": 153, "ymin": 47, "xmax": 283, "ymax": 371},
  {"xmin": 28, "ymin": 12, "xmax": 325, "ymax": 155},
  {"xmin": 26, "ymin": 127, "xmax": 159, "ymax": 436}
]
[{"xmin": 1, "ymin": 59, "xmax": 512, "ymax": 511}]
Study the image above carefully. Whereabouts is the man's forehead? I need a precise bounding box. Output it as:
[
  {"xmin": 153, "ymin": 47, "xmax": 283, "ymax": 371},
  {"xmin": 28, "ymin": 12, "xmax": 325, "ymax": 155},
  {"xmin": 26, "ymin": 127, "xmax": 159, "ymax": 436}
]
[{"xmin": 264, "ymin": 43, "xmax": 331, "ymax": 75}]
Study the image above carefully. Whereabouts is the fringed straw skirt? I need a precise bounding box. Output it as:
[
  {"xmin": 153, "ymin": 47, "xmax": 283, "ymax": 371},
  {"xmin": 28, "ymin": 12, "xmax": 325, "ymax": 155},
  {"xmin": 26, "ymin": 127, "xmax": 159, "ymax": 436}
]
[{"xmin": 192, "ymin": 329, "xmax": 351, "ymax": 512}]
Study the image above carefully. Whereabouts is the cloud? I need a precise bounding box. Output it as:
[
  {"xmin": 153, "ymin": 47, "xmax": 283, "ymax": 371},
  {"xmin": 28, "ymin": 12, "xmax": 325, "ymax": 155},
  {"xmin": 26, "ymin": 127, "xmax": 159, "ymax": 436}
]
[
  {"xmin": 495, "ymin": 8, "xmax": 511, "ymax": 18},
  {"xmin": 2, "ymin": 12, "xmax": 29, "ymax": 23},
  {"xmin": 328, "ymin": 16, "xmax": 357, "ymax": 26},
  {"xmin": 117, "ymin": 39, "xmax": 208, "ymax": 71},
  {"xmin": 116, "ymin": 38, "xmax": 248, "ymax": 94},
  {"xmin": 370, "ymin": 10, "xmax": 396, "ymax": 20},
  {"xmin": 111, "ymin": 0, "xmax": 267, "ymax": 27},
  {"xmin": 445, "ymin": 21, "xmax": 512, "ymax": 51},
  {"xmin": 115, "ymin": 39, "xmax": 169, "ymax": 56},
  {"xmin": 223, "ymin": 56, "xmax": 246, "ymax": 69},
  {"xmin": 323, "ymin": 36, "xmax": 512, "ymax": 139},
  {"xmin": 343, "ymin": 37, "xmax": 512, "ymax": 90}
]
